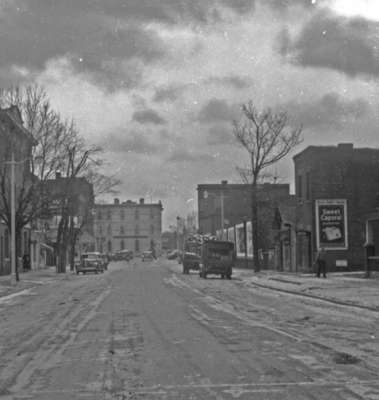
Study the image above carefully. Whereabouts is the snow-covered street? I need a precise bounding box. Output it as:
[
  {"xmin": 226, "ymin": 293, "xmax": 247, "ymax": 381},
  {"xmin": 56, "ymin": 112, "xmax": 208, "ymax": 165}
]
[{"xmin": 1, "ymin": 260, "xmax": 379, "ymax": 399}]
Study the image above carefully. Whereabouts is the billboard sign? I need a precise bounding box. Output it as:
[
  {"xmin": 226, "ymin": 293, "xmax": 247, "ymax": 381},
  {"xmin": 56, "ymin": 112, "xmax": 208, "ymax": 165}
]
[
  {"xmin": 315, "ymin": 199, "xmax": 348, "ymax": 250},
  {"xmin": 235, "ymin": 223, "xmax": 246, "ymax": 258}
]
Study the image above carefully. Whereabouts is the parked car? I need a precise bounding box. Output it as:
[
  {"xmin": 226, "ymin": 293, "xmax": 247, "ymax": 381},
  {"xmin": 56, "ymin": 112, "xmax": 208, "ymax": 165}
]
[
  {"xmin": 142, "ymin": 250, "xmax": 154, "ymax": 261},
  {"xmin": 167, "ymin": 249, "xmax": 179, "ymax": 260},
  {"xmin": 182, "ymin": 251, "xmax": 201, "ymax": 274},
  {"xmin": 199, "ymin": 240, "xmax": 234, "ymax": 279},
  {"xmin": 76, "ymin": 252, "xmax": 104, "ymax": 275},
  {"xmin": 115, "ymin": 249, "xmax": 133, "ymax": 261}
]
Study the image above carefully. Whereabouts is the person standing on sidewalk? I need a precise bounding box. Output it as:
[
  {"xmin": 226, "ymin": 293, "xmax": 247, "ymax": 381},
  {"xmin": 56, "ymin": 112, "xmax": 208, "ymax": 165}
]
[{"xmin": 314, "ymin": 247, "xmax": 327, "ymax": 278}]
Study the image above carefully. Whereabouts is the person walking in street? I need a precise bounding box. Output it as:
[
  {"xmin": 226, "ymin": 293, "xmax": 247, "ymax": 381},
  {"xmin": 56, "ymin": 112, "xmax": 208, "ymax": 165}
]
[{"xmin": 314, "ymin": 247, "xmax": 327, "ymax": 278}]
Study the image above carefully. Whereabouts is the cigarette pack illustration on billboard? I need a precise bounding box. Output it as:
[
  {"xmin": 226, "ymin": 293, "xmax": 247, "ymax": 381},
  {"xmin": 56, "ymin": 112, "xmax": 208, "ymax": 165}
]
[{"xmin": 315, "ymin": 199, "xmax": 348, "ymax": 250}]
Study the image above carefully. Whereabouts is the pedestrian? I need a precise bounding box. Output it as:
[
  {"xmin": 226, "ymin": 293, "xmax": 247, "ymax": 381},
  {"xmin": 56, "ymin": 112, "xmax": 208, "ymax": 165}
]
[{"xmin": 314, "ymin": 247, "xmax": 327, "ymax": 278}]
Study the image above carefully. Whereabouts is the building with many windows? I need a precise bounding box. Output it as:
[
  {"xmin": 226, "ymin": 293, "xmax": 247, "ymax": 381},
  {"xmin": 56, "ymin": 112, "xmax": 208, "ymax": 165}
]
[
  {"xmin": 294, "ymin": 143, "xmax": 379, "ymax": 271},
  {"xmin": 94, "ymin": 198, "xmax": 163, "ymax": 256}
]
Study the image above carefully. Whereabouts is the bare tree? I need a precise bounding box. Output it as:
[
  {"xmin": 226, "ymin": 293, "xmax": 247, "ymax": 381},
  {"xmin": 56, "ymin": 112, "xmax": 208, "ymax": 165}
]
[
  {"xmin": 0, "ymin": 85, "xmax": 119, "ymax": 277},
  {"xmin": 233, "ymin": 101, "xmax": 302, "ymax": 272}
]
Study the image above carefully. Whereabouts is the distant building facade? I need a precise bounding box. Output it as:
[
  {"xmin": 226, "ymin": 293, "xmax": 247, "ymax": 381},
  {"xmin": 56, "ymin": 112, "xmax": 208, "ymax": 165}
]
[
  {"xmin": 40, "ymin": 173, "xmax": 95, "ymax": 264},
  {"xmin": 94, "ymin": 198, "xmax": 163, "ymax": 255},
  {"xmin": 294, "ymin": 143, "xmax": 379, "ymax": 271},
  {"xmin": 197, "ymin": 181, "xmax": 291, "ymax": 268},
  {"xmin": 197, "ymin": 181, "xmax": 290, "ymax": 236}
]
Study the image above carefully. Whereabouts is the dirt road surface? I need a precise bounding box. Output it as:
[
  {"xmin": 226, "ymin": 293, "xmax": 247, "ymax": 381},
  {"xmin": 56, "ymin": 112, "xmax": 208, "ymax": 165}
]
[{"xmin": 1, "ymin": 259, "xmax": 379, "ymax": 399}]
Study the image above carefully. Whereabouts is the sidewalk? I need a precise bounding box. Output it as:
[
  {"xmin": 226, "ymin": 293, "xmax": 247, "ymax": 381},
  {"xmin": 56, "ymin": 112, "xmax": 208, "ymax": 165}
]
[
  {"xmin": 0, "ymin": 267, "xmax": 72, "ymax": 299},
  {"xmin": 235, "ymin": 269, "xmax": 379, "ymax": 311}
]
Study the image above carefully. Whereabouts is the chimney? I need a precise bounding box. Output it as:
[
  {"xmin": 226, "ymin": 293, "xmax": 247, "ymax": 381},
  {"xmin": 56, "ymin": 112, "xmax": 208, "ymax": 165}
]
[
  {"xmin": 337, "ymin": 143, "xmax": 354, "ymax": 151},
  {"xmin": 221, "ymin": 180, "xmax": 228, "ymax": 185},
  {"xmin": 139, "ymin": 198, "xmax": 145, "ymax": 204},
  {"xmin": 114, "ymin": 198, "xmax": 120, "ymax": 205}
]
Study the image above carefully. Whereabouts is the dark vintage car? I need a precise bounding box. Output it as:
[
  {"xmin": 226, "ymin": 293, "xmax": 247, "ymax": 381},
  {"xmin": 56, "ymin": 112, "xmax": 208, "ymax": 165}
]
[
  {"xmin": 76, "ymin": 252, "xmax": 104, "ymax": 275},
  {"xmin": 115, "ymin": 249, "xmax": 133, "ymax": 261},
  {"xmin": 141, "ymin": 250, "xmax": 154, "ymax": 261},
  {"xmin": 182, "ymin": 251, "xmax": 201, "ymax": 274},
  {"xmin": 199, "ymin": 240, "xmax": 234, "ymax": 279}
]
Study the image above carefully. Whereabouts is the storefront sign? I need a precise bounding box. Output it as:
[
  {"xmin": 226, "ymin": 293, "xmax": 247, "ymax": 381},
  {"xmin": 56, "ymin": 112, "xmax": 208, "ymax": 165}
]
[{"xmin": 315, "ymin": 199, "xmax": 348, "ymax": 250}]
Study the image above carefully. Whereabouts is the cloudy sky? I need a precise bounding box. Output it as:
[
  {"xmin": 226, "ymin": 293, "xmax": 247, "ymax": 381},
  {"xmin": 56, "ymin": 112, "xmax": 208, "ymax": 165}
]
[{"xmin": 2, "ymin": 0, "xmax": 379, "ymax": 228}]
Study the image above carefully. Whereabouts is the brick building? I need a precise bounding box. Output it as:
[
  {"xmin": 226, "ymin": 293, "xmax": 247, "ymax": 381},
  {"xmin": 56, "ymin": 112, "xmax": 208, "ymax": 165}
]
[
  {"xmin": 197, "ymin": 181, "xmax": 290, "ymax": 238},
  {"xmin": 40, "ymin": 174, "xmax": 95, "ymax": 264},
  {"xmin": 94, "ymin": 198, "xmax": 163, "ymax": 256},
  {"xmin": 0, "ymin": 106, "xmax": 36, "ymax": 275},
  {"xmin": 197, "ymin": 181, "xmax": 291, "ymax": 268},
  {"xmin": 294, "ymin": 143, "xmax": 379, "ymax": 271}
]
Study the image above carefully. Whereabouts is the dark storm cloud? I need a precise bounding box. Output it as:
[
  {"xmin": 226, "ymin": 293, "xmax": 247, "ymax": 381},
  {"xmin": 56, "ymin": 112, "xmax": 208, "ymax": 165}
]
[
  {"xmin": 153, "ymin": 85, "xmax": 184, "ymax": 103},
  {"xmin": 101, "ymin": 132, "xmax": 158, "ymax": 154},
  {"xmin": 279, "ymin": 12, "xmax": 379, "ymax": 78},
  {"xmin": 132, "ymin": 109, "xmax": 167, "ymax": 125},
  {"xmin": 197, "ymin": 99, "xmax": 236, "ymax": 123},
  {"xmin": 286, "ymin": 93, "xmax": 370, "ymax": 129},
  {"xmin": 0, "ymin": 1, "xmax": 167, "ymax": 87},
  {"xmin": 99, "ymin": 0, "xmax": 255, "ymax": 24},
  {"xmin": 207, "ymin": 125, "xmax": 233, "ymax": 145}
]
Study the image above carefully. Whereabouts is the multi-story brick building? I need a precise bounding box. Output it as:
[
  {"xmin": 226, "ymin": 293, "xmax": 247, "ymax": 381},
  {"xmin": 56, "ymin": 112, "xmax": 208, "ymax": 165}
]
[
  {"xmin": 197, "ymin": 181, "xmax": 290, "ymax": 238},
  {"xmin": 294, "ymin": 143, "xmax": 379, "ymax": 271},
  {"xmin": 0, "ymin": 106, "xmax": 36, "ymax": 275},
  {"xmin": 94, "ymin": 198, "xmax": 163, "ymax": 256}
]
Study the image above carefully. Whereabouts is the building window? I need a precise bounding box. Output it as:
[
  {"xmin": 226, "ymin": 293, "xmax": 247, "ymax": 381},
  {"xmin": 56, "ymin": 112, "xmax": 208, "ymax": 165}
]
[
  {"xmin": 151, "ymin": 225, "xmax": 154, "ymax": 234},
  {"xmin": 120, "ymin": 209, "xmax": 124, "ymax": 220},
  {"xmin": 135, "ymin": 208, "xmax": 139, "ymax": 220},
  {"xmin": 150, "ymin": 208, "xmax": 154, "ymax": 218},
  {"xmin": 97, "ymin": 211, "xmax": 102, "ymax": 220},
  {"xmin": 107, "ymin": 225, "xmax": 112, "ymax": 235},
  {"xmin": 135, "ymin": 239, "xmax": 139, "ymax": 252},
  {"xmin": 135, "ymin": 225, "xmax": 139, "ymax": 235},
  {"xmin": 305, "ymin": 172, "xmax": 311, "ymax": 200},
  {"xmin": 98, "ymin": 225, "xmax": 102, "ymax": 235},
  {"xmin": 297, "ymin": 174, "xmax": 303, "ymax": 199},
  {"xmin": 120, "ymin": 225, "xmax": 124, "ymax": 235},
  {"xmin": 120, "ymin": 240, "xmax": 125, "ymax": 250},
  {"xmin": 107, "ymin": 210, "xmax": 112, "ymax": 219},
  {"xmin": 107, "ymin": 240, "xmax": 112, "ymax": 253}
]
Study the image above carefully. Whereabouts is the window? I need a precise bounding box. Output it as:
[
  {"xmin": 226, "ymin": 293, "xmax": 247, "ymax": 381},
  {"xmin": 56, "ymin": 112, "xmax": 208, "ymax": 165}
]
[
  {"xmin": 120, "ymin": 209, "xmax": 124, "ymax": 220},
  {"xmin": 107, "ymin": 210, "xmax": 112, "ymax": 220},
  {"xmin": 135, "ymin": 225, "xmax": 139, "ymax": 235},
  {"xmin": 150, "ymin": 225, "xmax": 154, "ymax": 234},
  {"xmin": 135, "ymin": 208, "xmax": 139, "ymax": 220},
  {"xmin": 297, "ymin": 174, "xmax": 303, "ymax": 199},
  {"xmin": 120, "ymin": 240, "xmax": 125, "ymax": 250},
  {"xmin": 97, "ymin": 211, "xmax": 102, "ymax": 220},
  {"xmin": 150, "ymin": 208, "xmax": 154, "ymax": 218},
  {"xmin": 135, "ymin": 239, "xmax": 140, "ymax": 252},
  {"xmin": 120, "ymin": 226, "xmax": 124, "ymax": 235},
  {"xmin": 107, "ymin": 240, "xmax": 112, "ymax": 253},
  {"xmin": 107, "ymin": 225, "xmax": 112, "ymax": 235},
  {"xmin": 98, "ymin": 225, "xmax": 102, "ymax": 235}
]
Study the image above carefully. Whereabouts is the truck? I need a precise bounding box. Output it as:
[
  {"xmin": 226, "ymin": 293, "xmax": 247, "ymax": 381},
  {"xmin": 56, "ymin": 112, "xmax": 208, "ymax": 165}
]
[
  {"xmin": 199, "ymin": 240, "xmax": 235, "ymax": 279},
  {"xmin": 182, "ymin": 237, "xmax": 202, "ymax": 274}
]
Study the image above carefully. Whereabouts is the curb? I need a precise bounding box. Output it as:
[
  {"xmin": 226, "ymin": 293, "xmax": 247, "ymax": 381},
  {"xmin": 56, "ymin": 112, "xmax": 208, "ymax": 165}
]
[{"xmin": 246, "ymin": 280, "xmax": 379, "ymax": 313}]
